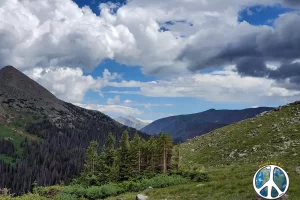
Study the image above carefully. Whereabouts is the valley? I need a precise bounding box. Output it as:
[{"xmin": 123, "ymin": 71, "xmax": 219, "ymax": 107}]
[{"xmin": 0, "ymin": 66, "xmax": 299, "ymax": 199}]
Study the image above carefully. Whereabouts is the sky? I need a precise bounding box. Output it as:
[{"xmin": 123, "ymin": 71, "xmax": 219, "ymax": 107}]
[{"xmin": 1, "ymin": 0, "xmax": 300, "ymax": 121}]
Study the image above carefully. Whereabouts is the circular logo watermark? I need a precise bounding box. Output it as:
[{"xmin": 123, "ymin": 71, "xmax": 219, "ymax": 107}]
[{"xmin": 253, "ymin": 165, "xmax": 289, "ymax": 199}]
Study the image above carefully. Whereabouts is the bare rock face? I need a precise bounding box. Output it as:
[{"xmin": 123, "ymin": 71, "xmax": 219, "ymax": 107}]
[
  {"xmin": 0, "ymin": 65, "xmax": 68, "ymax": 117},
  {"xmin": 0, "ymin": 66, "xmax": 56, "ymax": 100},
  {"xmin": 296, "ymin": 166, "xmax": 300, "ymax": 174},
  {"xmin": 0, "ymin": 65, "xmax": 117, "ymax": 128}
]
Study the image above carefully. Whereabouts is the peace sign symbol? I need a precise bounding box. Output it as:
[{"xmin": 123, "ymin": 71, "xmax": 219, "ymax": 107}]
[{"xmin": 253, "ymin": 165, "xmax": 289, "ymax": 200}]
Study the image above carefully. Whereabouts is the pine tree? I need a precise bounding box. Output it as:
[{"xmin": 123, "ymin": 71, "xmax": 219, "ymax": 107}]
[
  {"xmin": 84, "ymin": 141, "xmax": 99, "ymax": 174},
  {"xmin": 146, "ymin": 136, "xmax": 159, "ymax": 174},
  {"xmin": 79, "ymin": 141, "xmax": 100, "ymax": 185},
  {"xmin": 157, "ymin": 133, "xmax": 173, "ymax": 174},
  {"xmin": 103, "ymin": 133, "xmax": 115, "ymax": 167},
  {"xmin": 130, "ymin": 133, "xmax": 142, "ymax": 175},
  {"xmin": 100, "ymin": 133, "xmax": 117, "ymax": 183},
  {"xmin": 117, "ymin": 131, "xmax": 132, "ymax": 181},
  {"xmin": 171, "ymin": 144, "xmax": 181, "ymax": 170},
  {"xmin": 140, "ymin": 138, "xmax": 149, "ymax": 172}
]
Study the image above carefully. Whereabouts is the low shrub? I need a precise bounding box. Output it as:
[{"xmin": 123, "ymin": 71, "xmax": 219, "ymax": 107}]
[
  {"xmin": 36, "ymin": 174, "xmax": 189, "ymax": 199},
  {"xmin": 36, "ymin": 185, "xmax": 62, "ymax": 198},
  {"xmin": 54, "ymin": 192, "xmax": 77, "ymax": 200},
  {"xmin": 0, "ymin": 194, "xmax": 48, "ymax": 200}
]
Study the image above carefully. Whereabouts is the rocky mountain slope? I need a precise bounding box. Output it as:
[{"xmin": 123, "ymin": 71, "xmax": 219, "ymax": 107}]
[
  {"xmin": 0, "ymin": 66, "xmax": 149, "ymax": 193},
  {"xmin": 114, "ymin": 116, "xmax": 150, "ymax": 130},
  {"xmin": 179, "ymin": 102, "xmax": 300, "ymax": 168},
  {"xmin": 141, "ymin": 107, "xmax": 273, "ymax": 142},
  {"xmin": 110, "ymin": 101, "xmax": 300, "ymax": 199}
]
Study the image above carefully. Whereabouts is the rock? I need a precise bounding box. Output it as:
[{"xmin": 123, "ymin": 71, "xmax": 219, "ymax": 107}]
[
  {"xmin": 258, "ymin": 124, "xmax": 263, "ymax": 128},
  {"xmin": 292, "ymin": 100, "xmax": 300, "ymax": 105},
  {"xmin": 252, "ymin": 145, "xmax": 260, "ymax": 152},
  {"xmin": 248, "ymin": 129, "xmax": 259, "ymax": 136},
  {"xmin": 238, "ymin": 153, "xmax": 247, "ymax": 157},
  {"xmin": 148, "ymin": 186, "xmax": 153, "ymax": 189},
  {"xmin": 229, "ymin": 149, "xmax": 237, "ymax": 158},
  {"xmin": 136, "ymin": 194, "xmax": 148, "ymax": 200},
  {"xmin": 259, "ymin": 111, "xmax": 268, "ymax": 117},
  {"xmin": 275, "ymin": 107, "xmax": 282, "ymax": 111},
  {"xmin": 296, "ymin": 166, "xmax": 300, "ymax": 174}
]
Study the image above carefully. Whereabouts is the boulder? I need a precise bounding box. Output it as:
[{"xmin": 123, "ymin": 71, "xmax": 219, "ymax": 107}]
[
  {"xmin": 136, "ymin": 194, "xmax": 148, "ymax": 200},
  {"xmin": 296, "ymin": 166, "xmax": 300, "ymax": 174}
]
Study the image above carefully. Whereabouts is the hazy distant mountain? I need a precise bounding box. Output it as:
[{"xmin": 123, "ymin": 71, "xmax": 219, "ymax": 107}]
[
  {"xmin": 115, "ymin": 116, "xmax": 151, "ymax": 130},
  {"xmin": 141, "ymin": 108, "xmax": 274, "ymax": 142}
]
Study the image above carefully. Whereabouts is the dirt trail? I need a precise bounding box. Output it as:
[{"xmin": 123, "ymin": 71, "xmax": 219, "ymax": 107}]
[{"xmin": 12, "ymin": 128, "xmax": 37, "ymax": 141}]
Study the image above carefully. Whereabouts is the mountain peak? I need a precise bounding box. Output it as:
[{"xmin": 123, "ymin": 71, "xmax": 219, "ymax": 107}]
[
  {"xmin": 0, "ymin": 65, "xmax": 18, "ymax": 73},
  {"xmin": 0, "ymin": 65, "xmax": 56, "ymax": 100},
  {"xmin": 115, "ymin": 116, "xmax": 150, "ymax": 130}
]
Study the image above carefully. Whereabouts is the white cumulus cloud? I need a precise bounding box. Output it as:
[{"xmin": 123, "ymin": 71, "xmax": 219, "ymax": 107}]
[{"xmin": 23, "ymin": 67, "xmax": 120, "ymax": 103}]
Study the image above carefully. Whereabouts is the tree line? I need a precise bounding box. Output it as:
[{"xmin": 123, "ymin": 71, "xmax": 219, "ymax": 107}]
[{"xmin": 77, "ymin": 131, "xmax": 173, "ymax": 186}]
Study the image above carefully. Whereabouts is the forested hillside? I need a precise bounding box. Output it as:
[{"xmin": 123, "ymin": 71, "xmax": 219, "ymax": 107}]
[{"xmin": 0, "ymin": 66, "xmax": 150, "ymax": 194}]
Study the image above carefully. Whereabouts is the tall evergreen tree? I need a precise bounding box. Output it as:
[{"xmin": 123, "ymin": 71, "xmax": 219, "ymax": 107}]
[
  {"xmin": 130, "ymin": 133, "xmax": 142, "ymax": 175},
  {"xmin": 100, "ymin": 133, "xmax": 117, "ymax": 183},
  {"xmin": 79, "ymin": 141, "xmax": 99, "ymax": 185},
  {"xmin": 117, "ymin": 131, "xmax": 132, "ymax": 181},
  {"xmin": 171, "ymin": 144, "xmax": 181, "ymax": 170},
  {"xmin": 83, "ymin": 141, "xmax": 99, "ymax": 174},
  {"xmin": 147, "ymin": 136, "xmax": 159, "ymax": 173},
  {"xmin": 157, "ymin": 133, "xmax": 173, "ymax": 174}
]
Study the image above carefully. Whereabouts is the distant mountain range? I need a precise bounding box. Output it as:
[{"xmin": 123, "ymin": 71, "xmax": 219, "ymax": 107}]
[
  {"xmin": 141, "ymin": 108, "xmax": 274, "ymax": 142},
  {"xmin": 114, "ymin": 116, "xmax": 151, "ymax": 130}
]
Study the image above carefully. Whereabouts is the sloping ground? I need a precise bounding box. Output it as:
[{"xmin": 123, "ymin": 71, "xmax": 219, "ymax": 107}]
[
  {"xmin": 141, "ymin": 107, "xmax": 273, "ymax": 142},
  {"xmin": 179, "ymin": 102, "xmax": 300, "ymax": 168},
  {"xmin": 109, "ymin": 102, "xmax": 300, "ymax": 199},
  {"xmin": 0, "ymin": 124, "xmax": 42, "ymax": 164}
]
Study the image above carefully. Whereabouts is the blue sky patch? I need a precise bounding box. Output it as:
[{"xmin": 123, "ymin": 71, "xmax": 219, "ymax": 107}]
[
  {"xmin": 72, "ymin": 0, "xmax": 126, "ymax": 15},
  {"xmin": 238, "ymin": 5, "xmax": 294, "ymax": 26}
]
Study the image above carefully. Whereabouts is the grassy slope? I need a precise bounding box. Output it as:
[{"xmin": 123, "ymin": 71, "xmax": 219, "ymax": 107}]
[
  {"xmin": 109, "ymin": 102, "xmax": 300, "ymax": 200},
  {"xmin": 0, "ymin": 113, "xmax": 43, "ymax": 165}
]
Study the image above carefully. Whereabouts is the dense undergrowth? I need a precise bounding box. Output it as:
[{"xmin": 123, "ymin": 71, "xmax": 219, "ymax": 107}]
[{"xmin": 0, "ymin": 173, "xmax": 209, "ymax": 200}]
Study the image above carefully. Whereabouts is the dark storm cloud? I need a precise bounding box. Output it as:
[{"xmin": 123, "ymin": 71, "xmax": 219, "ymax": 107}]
[
  {"xmin": 269, "ymin": 62, "xmax": 300, "ymax": 80},
  {"xmin": 236, "ymin": 57, "xmax": 268, "ymax": 77},
  {"xmin": 236, "ymin": 58, "xmax": 300, "ymax": 84},
  {"xmin": 178, "ymin": 12, "xmax": 300, "ymax": 83},
  {"xmin": 284, "ymin": 0, "xmax": 300, "ymax": 7}
]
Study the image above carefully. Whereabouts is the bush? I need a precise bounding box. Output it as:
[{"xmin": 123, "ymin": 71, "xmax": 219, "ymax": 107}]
[
  {"xmin": 54, "ymin": 192, "xmax": 77, "ymax": 200},
  {"xmin": 36, "ymin": 175, "xmax": 190, "ymax": 199},
  {"xmin": 37, "ymin": 185, "xmax": 62, "ymax": 198},
  {"xmin": 0, "ymin": 194, "xmax": 48, "ymax": 200},
  {"xmin": 85, "ymin": 184, "xmax": 124, "ymax": 199},
  {"xmin": 61, "ymin": 185, "xmax": 86, "ymax": 197}
]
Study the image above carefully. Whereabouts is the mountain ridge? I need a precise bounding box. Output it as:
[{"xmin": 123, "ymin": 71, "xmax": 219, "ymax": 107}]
[{"xmin": 142, "ymin": 107, "xmax": 274, "ymax": 142}]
